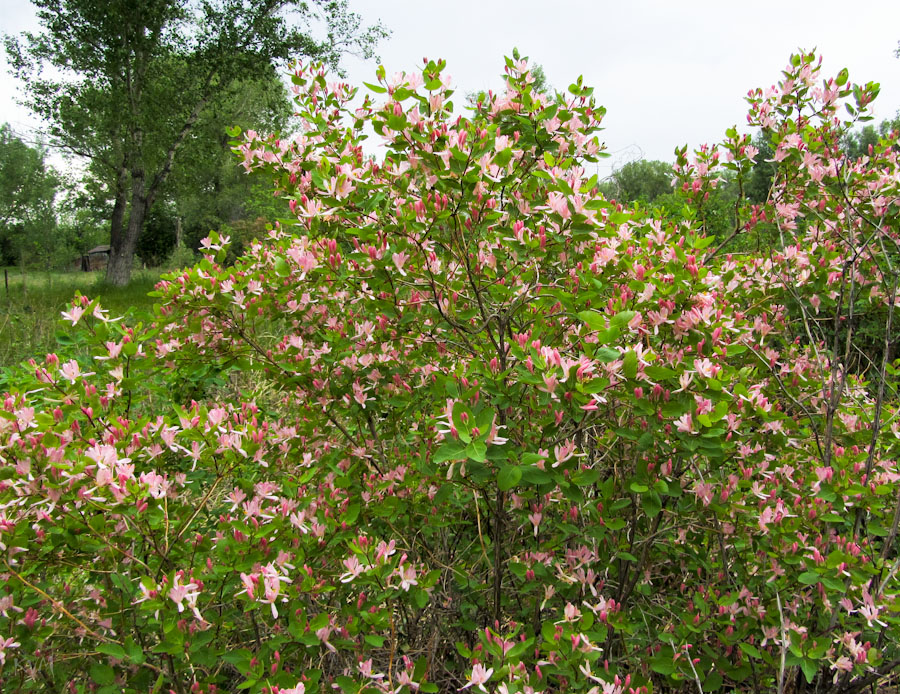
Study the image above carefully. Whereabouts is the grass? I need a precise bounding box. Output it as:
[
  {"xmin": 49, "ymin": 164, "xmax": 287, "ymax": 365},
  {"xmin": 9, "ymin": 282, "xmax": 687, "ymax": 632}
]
[{"xmin": 0, "ymin": 267, "xmax": 162, "ymax": 369}]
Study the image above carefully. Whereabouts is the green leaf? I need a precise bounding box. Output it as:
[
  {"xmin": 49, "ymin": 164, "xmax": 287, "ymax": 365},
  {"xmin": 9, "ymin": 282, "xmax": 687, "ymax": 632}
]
[
  {"xmin": 520, "ymin": 465, "xmax": 552, "ymax": 485},
  {"xmin": 642, "ymin": 491, "xmax": 662, "ymax": 518},
  {"xmin": 645, "ymin": 365, "xmax": 677, "ymax": 380},
  {"xmin": 364, "ymin": 81, "xmax": 387, "ymax": 93},
  {"xmin": 125, "ymin": 638, "xmax": 145, "ymax": 664},
  {"xmin": 704, "ymin": 671, "xmax": 724, "ymax": 691},
  {"xmin": 611, "ymin": 310, "xmax": 637, "ymax": 329},
  {"xmin": 650, "ymin": 656, "xmax": 675, "ymax": 675},
  {"xmin": 90, "ymin": 664, "xmax": 115, "ymax": 686},
  {"xmin": 466, "ymin": 440, "xmax": 487, "ymax": 462},
  {"xmin": 739, "ymin": 642, "xmax": 762, "ymax": 659},
  {"xmin": 452, "ymin": 402, "xmax": 473, "ymax": 443},
  {"xmin": 798, "ymin": 571, "xmax": 820, "ymax": 585},
  {"xmin": 97, "ymin": 643, "xmax": 126, "ymax": 660},
  {"xmin": 623, "ymin": 350, "xmax": 638, "ymax": 380},
  {"xmin": 344, "ymin": 503, "xmax": 360, "ymax": 524},
  {"xmin": 274, "ymin": 257, "xmax": 290, "ymax": 276},
  {"xmin": 578, "ymin": 310, "xmax": 606, "ymax": 332},
  {"xmin": 433, "ymin": 441, "xmax": 466, "ymax": 463},
  {"xmin": 594, "ymin": 347, "xmax": 619, "ymax": 363},
  {"xmin": 596, "ymin": 326, "xmax": 621, "ymax": 345},
  {"xmin": 494, "ymin": 148, "xmax": 512, "ymax": 168},
  {"xmin": 800, "ymin": 659, "xmax": 818, "ymax": 684},
  {"xmin": 335, "ymin": 676, "xmax": 359, "ymax": 693},
  {"xmin": 498, "ymin": 465, "xmax": 522, "ymax": 491},
  {"xmin": 572, "ymin": 468, "xmax": 600, "ymax": 486}
]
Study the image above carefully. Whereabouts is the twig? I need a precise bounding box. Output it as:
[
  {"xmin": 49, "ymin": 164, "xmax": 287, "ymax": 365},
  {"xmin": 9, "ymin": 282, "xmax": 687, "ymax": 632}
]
[
  {"xmin": 4, "ymin": 561, "xmax": 118, "ymax": 644},
  {"xmin": 776, "ymin": 591, "xmax": 787, "ymax": 694}
]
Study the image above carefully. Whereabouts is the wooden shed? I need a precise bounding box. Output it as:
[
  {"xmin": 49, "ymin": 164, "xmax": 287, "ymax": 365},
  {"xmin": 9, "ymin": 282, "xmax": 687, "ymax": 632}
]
[{"xmin": 78, "ymin": 245, "xmax": 111, "ymax": 272}]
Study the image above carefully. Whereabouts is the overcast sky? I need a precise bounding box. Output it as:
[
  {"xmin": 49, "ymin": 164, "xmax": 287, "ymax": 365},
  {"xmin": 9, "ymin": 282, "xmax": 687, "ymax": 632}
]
[{"xmin": 2, "ymin": 0, "xmax": 899, "ymax": 177}]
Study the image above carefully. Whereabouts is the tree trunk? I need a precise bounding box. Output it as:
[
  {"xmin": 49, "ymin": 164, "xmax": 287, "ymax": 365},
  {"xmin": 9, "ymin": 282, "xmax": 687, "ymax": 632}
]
[
  {"xmin": 106, "ymin": 161, "xmax": 131, "ymax": 283},
  {"xmin": 107, "ymin": 196, "xmax": 149, "ymax": 287},
  {"xmin": 107, "ymin": 151, "xmax": 148, "ymax": 286}
]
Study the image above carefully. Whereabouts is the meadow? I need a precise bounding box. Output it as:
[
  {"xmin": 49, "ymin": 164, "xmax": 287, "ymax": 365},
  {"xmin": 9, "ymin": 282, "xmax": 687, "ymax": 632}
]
[{"xmin": 0, "ymin": 267, "xmax": 160, "ymax": 369}]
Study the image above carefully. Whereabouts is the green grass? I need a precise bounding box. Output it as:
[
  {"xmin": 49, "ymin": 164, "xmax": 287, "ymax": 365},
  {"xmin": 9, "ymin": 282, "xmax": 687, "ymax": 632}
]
[{"xmin": 0, "ymin": 267, "xmax": 161, "ymax": 369}]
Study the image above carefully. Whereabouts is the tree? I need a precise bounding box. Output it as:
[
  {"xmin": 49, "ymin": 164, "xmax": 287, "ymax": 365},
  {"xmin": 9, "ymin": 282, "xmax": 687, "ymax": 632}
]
[
  {"xmin": 163, "ymin": 72, "xmax": 295, "ymax": 256},
  {"xmin": 599, "ymin": 158, "xmax": 674, "ymax": 204},
  {"xmin": 5, "ymin": 0, "xmax": 386, "ymax": 285},
  {"xmin": 843, "ymin": 116, "xmax": 900, "ymax": 159},
  {"xmin": 1, "ymin": 53, "xmax": 899, "ymax": 694},
  {"xmin": 0, "ymin": 123, "xmax": 59, "ymax": 270}
]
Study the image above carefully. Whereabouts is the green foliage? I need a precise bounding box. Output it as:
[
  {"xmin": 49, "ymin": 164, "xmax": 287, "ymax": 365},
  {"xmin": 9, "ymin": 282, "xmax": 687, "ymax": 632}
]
[
  {"xmin": 165, "ymin": 74, "xmax": 296, "ymax": 253},
  {"xmin": 0, "ymin": 52, "xmax": 898, "ymax": 694},
  {"xmin": 5, "ymin": 0, "xmax": 388, "ymax": 285},
  {"xmin": 0, "ymin": 269, "xmax": 159, "ymax": 370},
  {"xmin": 0, "ymin": 124, "xmax": 60, "ymax": 268},
  {"xmin": 599, "ymin": 158, "xmax": 674, "ymax": 204},
  {"xmin": 136, "ymin": 205, "xmax": 177, "ymax": 267}
]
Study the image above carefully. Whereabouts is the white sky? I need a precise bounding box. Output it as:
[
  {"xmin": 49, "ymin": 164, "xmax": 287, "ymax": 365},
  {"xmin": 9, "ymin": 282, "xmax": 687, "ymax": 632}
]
[{"xmin": 3, "ymin": 0, "xmax": 900, "ymax": 177}]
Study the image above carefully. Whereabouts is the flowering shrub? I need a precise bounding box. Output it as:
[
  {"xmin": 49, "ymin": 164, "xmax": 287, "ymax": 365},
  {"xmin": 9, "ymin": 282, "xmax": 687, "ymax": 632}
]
[{"xmin": 1, "ymin": 52, "xmax": 899, "ymax": 694}]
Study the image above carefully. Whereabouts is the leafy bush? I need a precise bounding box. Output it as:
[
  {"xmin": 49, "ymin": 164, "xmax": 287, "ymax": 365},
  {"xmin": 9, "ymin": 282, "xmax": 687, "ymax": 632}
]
[{"xmin": 0, "ymin": 53, "xmax": 899, "ymax": 694}]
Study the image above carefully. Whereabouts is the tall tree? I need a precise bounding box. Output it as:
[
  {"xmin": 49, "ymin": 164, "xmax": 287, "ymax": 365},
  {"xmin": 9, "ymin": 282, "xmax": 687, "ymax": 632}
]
[
  {"xmin": 5, "ymin": 0, "xmax": 386, "ymax": 285},
  {"xmin": 0, "ymin": 123, "xmax": 59, "ymax": 270},
  {"xmin": 598, "ymin": 158, "xmax": 673, "ymax": 204},
  {"xmin": 163, "ymin": 72, "xmax": 294, "ymax": 255}
]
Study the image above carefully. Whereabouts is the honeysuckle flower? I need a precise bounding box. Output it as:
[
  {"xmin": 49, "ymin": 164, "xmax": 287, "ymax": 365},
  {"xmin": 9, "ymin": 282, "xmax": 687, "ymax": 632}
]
[
  {"xmin": 460, "ymin": 664, "xmax": 493, "ymax": 691},
  {"xmin": 168, "ymin": 574, "xmax": 202, "ymax": 620},
  {"xmin": 397, "ymin": 562, "xmax": 418, "ymax": 591},
  {"xmin": 0, "ymin": 637, "xmax": 20, "ymax": 665},
  {"xmin": 61, "ymin": 305, "xmax": 84, "ymax": 325},
  {"xmin": 675, "ymin": 413, "xmax": 696, "ymax": 434},
  {"xmin": 59, "ymin": 360, "xmax": 86, "ymax": 384},
  {"xmin": 340, "ymin": 555, "xmax": 369, "ymax": 583}
]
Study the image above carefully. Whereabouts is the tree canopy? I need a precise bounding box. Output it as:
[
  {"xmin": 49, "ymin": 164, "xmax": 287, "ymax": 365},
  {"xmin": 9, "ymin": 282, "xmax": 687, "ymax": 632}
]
[
  {"xmin": 0, "ymin": 123, "xmax": 58, "ymax": 268},
  {"xmin": 5, "ymin": 0, "xmax": 387, "ymax": 284}
]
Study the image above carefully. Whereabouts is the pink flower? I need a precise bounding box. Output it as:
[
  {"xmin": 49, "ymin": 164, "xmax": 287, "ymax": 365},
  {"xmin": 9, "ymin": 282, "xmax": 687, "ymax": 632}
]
[
  {"xmin": 0, "ymin": 637, "xmax": 20, "ymax": 665},
  {"xmin": 529, "ymin": 511, "xmax": 542, "ymax": 537},
  {"xmin": 397, "ymin": 562, "xmax": 418, "ymax": 592},
  {"xmin": 340, "ymin": 556, "xmax": 368, "ymax": 583},
  {"xmin": 553, "ymin": 439, "xmax": 576, "ymax": 466},
  {"xmin": 168, "ymin": 574, "xmax": 202, "ymax": 620},
  {"xmin": 392, "ymin": 251, "xmax": 410, "ymax": 275},
  {"xmin": 261, "ymin": 563, "xmax": 291, "ymax": 618},
  {"xmin": 675, "ymin": 413, "xmax": 695, "ymax": 434},
  {"xmin": 546, "ymin": 191, "xmax": 571, "ymax": 219},
  {"xmin": 693, "ymin": 358, "xmax": 716, "ymax": 379},
  {"xmin": 59, "ymin": 360, "xmax": 83, "ymax": 384},
  {"xmin": 61, "ymin": 305, "xmax": 84, "ymax": 325},
  {"xmin": 460, "ymin": 664, "xmax": 494, "ymax": 691},
  {"xmin": 238, "ymin": 572, "xmax": 258, "ymax": 600}
]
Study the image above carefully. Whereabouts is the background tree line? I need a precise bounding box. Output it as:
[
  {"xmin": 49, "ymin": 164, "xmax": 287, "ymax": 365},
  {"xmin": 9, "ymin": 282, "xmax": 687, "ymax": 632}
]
[{"xmin": 3, "ymin": 0, "xmax": 386, "ymax": 284}]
